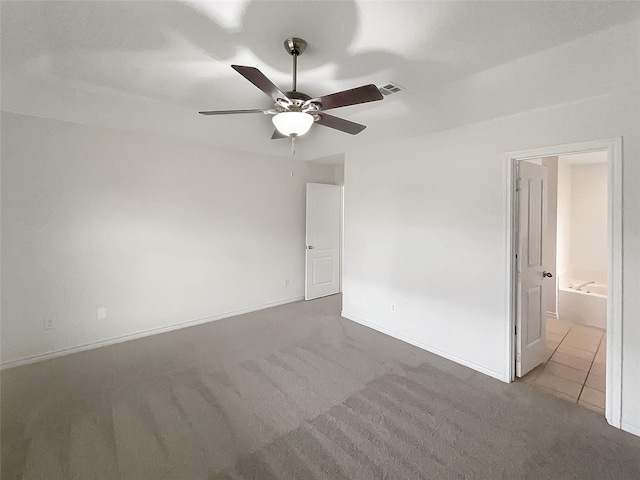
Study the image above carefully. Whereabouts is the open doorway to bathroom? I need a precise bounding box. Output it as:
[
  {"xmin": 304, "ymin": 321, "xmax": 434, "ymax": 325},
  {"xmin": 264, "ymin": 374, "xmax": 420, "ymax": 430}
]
[
  {"xmin": 521, "ymin": 152, "xmax": 608, "ymax": 414},
  {"xmin": 506, "ymin": 139, "xmax": 622, "ymax": 428}
]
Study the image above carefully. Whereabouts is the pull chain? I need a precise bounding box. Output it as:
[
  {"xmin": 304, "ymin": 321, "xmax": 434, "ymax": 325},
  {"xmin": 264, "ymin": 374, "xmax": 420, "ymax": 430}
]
[{"xmin": 291, "ymin": 135, "xmax": 296, "ymax": 157}]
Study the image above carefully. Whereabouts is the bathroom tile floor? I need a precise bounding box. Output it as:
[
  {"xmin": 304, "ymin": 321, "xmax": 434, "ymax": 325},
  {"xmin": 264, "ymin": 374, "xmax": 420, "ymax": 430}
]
[{"xmin": 519, "ymin": 317, "xmax": 606, "ymax": 415}]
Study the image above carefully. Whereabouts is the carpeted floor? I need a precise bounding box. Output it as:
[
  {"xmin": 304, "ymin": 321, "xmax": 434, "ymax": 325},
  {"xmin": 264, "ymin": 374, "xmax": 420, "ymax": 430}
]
[{"xmin": 2, "ymin": 294, "xmax": 639, "ymax": 479}]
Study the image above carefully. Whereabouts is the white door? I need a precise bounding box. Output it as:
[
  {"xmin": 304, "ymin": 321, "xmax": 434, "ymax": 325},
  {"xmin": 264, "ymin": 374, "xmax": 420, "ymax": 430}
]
[
  {"xmin": 305, "ymin": 183, "xmax": 341, "ymax": 300},
  {"xmin": 516, "ymin": 161, "xmax": 550, "ymax": 377}
]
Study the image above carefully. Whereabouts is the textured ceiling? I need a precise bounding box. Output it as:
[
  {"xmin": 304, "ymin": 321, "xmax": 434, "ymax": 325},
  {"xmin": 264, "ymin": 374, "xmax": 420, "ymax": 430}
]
[{"xmin": 2, "ymin": 1, "xmax": 638, "ymax": 162}]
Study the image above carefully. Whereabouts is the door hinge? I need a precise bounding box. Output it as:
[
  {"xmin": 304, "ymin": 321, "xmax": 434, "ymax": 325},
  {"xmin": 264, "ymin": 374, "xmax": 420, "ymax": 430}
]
[{"xmin": 516, "ymin": 178, "xmax": 522, "ymax": 191}]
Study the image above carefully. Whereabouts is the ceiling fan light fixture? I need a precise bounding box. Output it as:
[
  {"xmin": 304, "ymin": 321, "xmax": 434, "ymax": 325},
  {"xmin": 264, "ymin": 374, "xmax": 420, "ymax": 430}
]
[{"xmin": 272, "ymin": 112, "xmax": 314, "ymax": 137}]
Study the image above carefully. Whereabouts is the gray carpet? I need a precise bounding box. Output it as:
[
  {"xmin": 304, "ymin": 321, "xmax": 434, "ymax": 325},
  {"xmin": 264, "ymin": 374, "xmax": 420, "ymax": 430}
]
[{"xmin": 2, "ymin": 295, "xmax": 639, "ymax": 479}]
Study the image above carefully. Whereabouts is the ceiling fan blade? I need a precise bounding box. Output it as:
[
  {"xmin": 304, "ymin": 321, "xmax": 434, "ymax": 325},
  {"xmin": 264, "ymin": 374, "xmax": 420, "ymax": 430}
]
[
  {"xmin": 271, "ymin": 129, "xmax": 287, "ymax": 140},
  {"xmin": 199, "ymin": 109, "xmax": 267, "ymax": 115},
  {"xmin": 311, "ymin": 84, "xmax": 383, "ymax": 111},
  {"xmin": 232, "ymin": 65, "xmax": 289, "ymax": 103},
  {"xmin": 316, "ymin": 113, "xmax": 367, "ymax": 135}
]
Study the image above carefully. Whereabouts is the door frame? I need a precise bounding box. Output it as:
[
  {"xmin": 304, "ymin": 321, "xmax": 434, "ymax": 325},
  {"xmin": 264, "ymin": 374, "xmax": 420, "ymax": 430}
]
[{"xmin": 505, "ymin": 138, "xmax": 623, "ymax": 428}]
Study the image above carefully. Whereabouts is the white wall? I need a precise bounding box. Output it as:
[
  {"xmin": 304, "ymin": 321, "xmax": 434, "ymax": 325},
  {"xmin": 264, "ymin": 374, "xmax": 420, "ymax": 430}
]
[
  {"xmin": 342, "ymin": 88, "xmax": 640, "ymax": 434},
  {"xmin": 1, "ymin": 112, "xmax": 335, "ymax": 365},
  {"xmin": 556, "ymin": 156, "xmax": 608, "ymax": 286},
  {"xmin": 556, "ymin": 158, "xmax": 573, "ymax": 282},
  {"xmin": 334, "ymin": 164, "xmax": 345, "ymax": 186},
  {"xmin": 570, "ymin": 162, "xmax": 608, "ymax": 283}
]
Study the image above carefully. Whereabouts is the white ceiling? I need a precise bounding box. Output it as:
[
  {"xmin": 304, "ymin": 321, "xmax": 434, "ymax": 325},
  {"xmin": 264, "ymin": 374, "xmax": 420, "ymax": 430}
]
[{"xmin": 2, "ymin": 1, "xmax": 638, "ymax": 163}]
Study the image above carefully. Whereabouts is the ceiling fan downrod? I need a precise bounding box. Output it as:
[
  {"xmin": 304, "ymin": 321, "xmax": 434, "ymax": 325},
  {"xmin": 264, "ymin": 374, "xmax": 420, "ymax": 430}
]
[
  {"xmin": 292, "ymin": 53, "xmax": 297, "ymax": 92},
  {"xmin": 284, "ymin": 37, "xmax": 307, "ymax": 93}
]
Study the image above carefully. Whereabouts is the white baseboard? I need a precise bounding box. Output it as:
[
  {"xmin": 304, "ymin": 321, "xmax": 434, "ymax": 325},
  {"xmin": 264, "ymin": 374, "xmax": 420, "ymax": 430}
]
[
  {"xmin": 622, "ymin": 421, "xmax": 640, "ymax": 438},
  {"xmin": 546, "ymin": 311, "xmax": 559, "ymax": 319},
  {"xmin": 341, "ymin": 310, "xmax": 506, "ymax": 382},
  {"xmin": 2, "ymin": 296, "xmax": 304, "ymax": 370}
]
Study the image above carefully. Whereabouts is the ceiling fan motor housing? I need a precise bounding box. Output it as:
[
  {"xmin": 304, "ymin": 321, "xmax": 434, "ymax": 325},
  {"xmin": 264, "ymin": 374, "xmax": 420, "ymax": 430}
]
[
  {"xmin": 285, "ymin": 91, "xmax": 311, "ymax": 102},
  {"xmin": 284, "ymin": 37, "xmax": 308, "ymax": 56},
  {"xmin": 275, "ymin": 92, "xmax": 320, "ymax": 120}
]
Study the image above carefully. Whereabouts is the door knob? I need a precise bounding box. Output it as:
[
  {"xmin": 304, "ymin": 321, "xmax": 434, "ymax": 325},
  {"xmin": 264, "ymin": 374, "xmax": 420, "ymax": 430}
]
[
  {"xmin": 306, "ymin": 246, "xmax": 314, "ymax": 250},
  {"xmin": 543, "ymin": 271, "xmax": 553, "ymax": 278}
]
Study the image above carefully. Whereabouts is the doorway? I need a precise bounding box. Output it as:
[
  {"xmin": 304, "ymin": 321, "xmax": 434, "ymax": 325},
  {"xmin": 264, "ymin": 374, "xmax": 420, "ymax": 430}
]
[{"xmin": 506, "ymin": 139, "xmax": 622, "ymax": 428}]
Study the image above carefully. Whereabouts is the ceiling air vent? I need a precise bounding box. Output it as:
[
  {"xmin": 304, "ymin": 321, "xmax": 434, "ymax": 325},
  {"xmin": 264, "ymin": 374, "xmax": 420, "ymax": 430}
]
[{"xmin": 378, "ymin": 82, "xmax": 404, "ymax": 96}]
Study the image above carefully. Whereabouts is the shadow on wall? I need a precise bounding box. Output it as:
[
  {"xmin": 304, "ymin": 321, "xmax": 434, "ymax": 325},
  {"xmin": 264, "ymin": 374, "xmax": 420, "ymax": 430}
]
[
  {"xmin": 5, "ymin": 0, "xmax": 636, "ymax": 109},
  {"xmin": 2, "ymin": 0, "xmax": 444, "ymax": 107}
]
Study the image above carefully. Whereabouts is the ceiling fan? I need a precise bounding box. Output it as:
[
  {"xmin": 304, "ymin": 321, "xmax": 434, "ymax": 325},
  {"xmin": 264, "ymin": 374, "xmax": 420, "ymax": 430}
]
[{"xmin": 199, "ymin": 37, "xmax": 384, "ymax": 144}]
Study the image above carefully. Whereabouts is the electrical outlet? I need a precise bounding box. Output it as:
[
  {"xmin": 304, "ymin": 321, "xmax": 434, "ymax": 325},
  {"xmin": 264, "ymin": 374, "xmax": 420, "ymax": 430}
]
[
  {"xmin": 44, "ymin": 316, "xmax": 55, "ymax": 330},
  {"xmin": 97, "ymin": 308, "xmax": 107, "ymax": 321},
  {"xmin": 390, "ymin": 303, "xmax": 397, "ymax": 313}
]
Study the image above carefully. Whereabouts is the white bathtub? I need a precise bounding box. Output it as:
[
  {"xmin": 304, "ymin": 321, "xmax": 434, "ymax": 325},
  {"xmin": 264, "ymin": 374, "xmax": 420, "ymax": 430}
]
[{"xmin": 558, "ymin": 281, "xmax": 607, "ymax": 329}]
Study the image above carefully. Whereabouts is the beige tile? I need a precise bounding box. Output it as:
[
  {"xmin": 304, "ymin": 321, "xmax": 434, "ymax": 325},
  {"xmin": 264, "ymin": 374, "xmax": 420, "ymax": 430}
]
[
  {"xmin": 560, "ymin": 337, "xmax": 599, "ymax": 353},
  {"xmin": 547, "ymin": 324, "xmax": 571, "ymax": 336},
  {"xmin": 546, "ymin": 339, "xmax": 561, "ymax": 351},
  {"xmin": 579, "ymin": 399, "xmax": 605, "ymax": 415},
  {"xmin": 520, "ymin": 364, "xmax": 544, "ymax": 384},
  {"xmin": 533, "ymin": 372, "xmax": 582, "ymax": 400},
  {"xmin": 545, "ymin": 325, "xmax": 569, "ymax": 338},
  {"xmin": 594, "ymin": 348, "xmax": 606, "ymax": 364},
  {"xmin": 547, "ymin": 328, "xmax": 569, "ymax": 339},
  {"xmin": 580, "ymin": 386, "xmax": 605, "ymax": 408},
  {"xmin": 546, "ymin": 331, "xmax": 565, "ymax": 343},
  {"xmin": 590, "ymin": 362, "xmax": 606, "ymax": 377},
  {"xmin": 568, "ymin": 325, "xmax": 603, "ymax": 335},
  {"xmin": 575, "ymin": 324, "xmax": 605, "ymax": 333},
  {"xmin": 570, "ymin": 325, "xmax": 605, "ymax": 339},
  {"xmin": 536, "ymin": 385, "xmax": 577, "ymax": 403},
  {"xmin": 549, "ymin": 318, "xmax": 573, "ymax": 330},
  {"xmin": 567, "ymin": 325, "xmax": 603, "ymax": 336},
  {"xmin": 550, "ymin": 352, "xmax": 592, "ymax": 372},
  {"xmin": 564, "ymin": 335, "xmax": 602, "ymax": 349},
  {"xmin": 545, "ymin": 348, "xmax": 555, "ymax": 362},
  {"xmin": 585, "ymin": 373, "xmax": 605, "ymax": 392},
  {"xmin": 555, "ymin": 343, "xmax": 596, "ymax": 361},
  {"xmin": 543, "ymin": 361, "xmax": 588, "ymax": 384}
]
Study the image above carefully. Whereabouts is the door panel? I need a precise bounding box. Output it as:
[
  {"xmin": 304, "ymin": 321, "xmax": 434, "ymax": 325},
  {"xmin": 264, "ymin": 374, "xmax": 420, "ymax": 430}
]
[
  {"xmin": 305, "ymin": 184, "xmax": 341, "ymax": 300},
  {"xmin": 526, "ymin": 286, "xmax": 542, "ymax": 342},
  {"xmin": 312, "ymin": 256, "xmax": 335, "ymax": 286},
  {"xmin": 527, "ymin": 178, "xmax": 543, "ymax": 266},
  {"xmin": 517, "ymin": 161, "xmax": 549, "ymax": 377}
]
